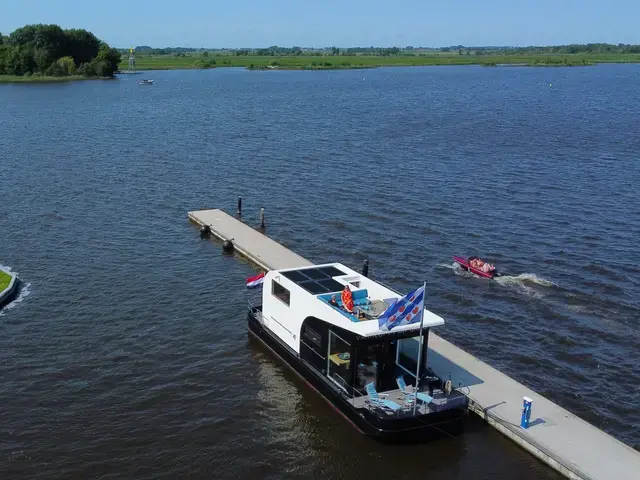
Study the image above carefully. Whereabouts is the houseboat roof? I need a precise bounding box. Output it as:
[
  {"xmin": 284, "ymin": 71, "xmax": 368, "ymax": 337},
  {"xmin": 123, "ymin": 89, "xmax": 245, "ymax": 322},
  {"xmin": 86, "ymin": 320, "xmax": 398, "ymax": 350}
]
[{"xmin": 269, "ymin": 262, "xmax": 444, "ymax": 337}]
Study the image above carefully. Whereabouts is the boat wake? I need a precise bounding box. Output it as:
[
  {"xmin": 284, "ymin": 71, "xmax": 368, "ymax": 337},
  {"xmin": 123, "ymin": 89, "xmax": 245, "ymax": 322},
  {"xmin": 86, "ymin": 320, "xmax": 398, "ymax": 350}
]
[
  {"xmin": 0, "ymin": 265, "xmax": 31, "ymax": 316},
  {"xmin": 494, "ymin": 273, "xmax": 556, "ymax": 298},
  {"xmin": 496, "ymin": 273, "xmax": 556, "ymax": 287}
]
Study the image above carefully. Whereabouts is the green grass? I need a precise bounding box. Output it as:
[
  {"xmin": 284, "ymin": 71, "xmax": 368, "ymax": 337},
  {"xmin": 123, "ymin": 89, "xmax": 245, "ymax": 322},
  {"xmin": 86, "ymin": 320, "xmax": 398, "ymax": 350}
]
[
  {"xmin": 120, "ymin": 52, "xmax": 640, "ymax": 71},
  {"xmin": 0, "ymin": 75, "xmax": 100, "ymax": 83},
  {"xmin": 0, "ymin": 270, "xmax": 12, "ymax": 292}
]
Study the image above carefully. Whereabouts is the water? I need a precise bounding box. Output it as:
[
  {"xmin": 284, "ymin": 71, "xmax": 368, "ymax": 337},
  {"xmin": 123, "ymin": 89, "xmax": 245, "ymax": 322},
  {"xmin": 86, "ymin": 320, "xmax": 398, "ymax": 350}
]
[{"xmin": 1, "ymin": 64, "xmax": 639, "ymax": 478}]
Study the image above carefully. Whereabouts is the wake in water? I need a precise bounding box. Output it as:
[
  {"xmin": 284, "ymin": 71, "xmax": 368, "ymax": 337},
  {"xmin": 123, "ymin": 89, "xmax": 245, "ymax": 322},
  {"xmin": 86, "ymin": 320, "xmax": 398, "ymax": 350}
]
[
  {"xmin": 494, "ymin": 273, "xmax": 556, "ymax": 298},
  {"xmin": 495, "ymin": 273, "xmax": 557, "ymax": 288},
  {"xmin": 0, "ymin": 265, "xmax": 32, "ymax": 316}
]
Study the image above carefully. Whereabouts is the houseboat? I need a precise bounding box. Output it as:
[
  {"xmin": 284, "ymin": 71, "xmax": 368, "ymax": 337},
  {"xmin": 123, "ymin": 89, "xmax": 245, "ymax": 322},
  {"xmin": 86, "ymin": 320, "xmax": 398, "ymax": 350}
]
[{"xmin": 248, "ymin": 262, "xmax": 468, "ymax": 442}]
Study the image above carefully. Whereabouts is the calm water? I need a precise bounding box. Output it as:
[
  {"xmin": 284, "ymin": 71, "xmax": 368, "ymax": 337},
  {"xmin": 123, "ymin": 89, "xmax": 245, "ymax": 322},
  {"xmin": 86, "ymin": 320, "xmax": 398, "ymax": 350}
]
[{"xmin": 1, "ymin": 65, "xmax": 639, "ymax": 479}]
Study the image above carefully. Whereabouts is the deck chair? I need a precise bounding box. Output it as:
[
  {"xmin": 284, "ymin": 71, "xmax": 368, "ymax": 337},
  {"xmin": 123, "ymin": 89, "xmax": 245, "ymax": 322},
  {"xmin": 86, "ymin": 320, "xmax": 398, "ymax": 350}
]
[
  {"xmin": 365, "ymin": 383, "xmax": 401, "ymax": 411},
  {"xmin": 396, "ymin": 376, "xmax": 433, "ymax": 404}
]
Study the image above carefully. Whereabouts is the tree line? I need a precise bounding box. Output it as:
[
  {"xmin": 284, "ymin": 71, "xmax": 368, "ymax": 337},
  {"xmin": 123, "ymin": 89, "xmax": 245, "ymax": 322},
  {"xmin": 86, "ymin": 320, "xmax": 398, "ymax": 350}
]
[
  {"xmin": 0, "ymin": 24, "xmax": 121, "ymax": 78},
  {"xmin": 125, "ymin": 43, "xmax": 640, "ymax": 58}
]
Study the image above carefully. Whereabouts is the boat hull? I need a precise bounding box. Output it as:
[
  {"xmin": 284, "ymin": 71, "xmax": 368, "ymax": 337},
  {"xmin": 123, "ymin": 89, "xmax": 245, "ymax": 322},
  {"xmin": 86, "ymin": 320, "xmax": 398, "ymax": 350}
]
[
  {"xmin": 452, "ymin": 256, "xmax": 497, "ymax": 278},
  {"xmin": 248, "ymin": 308, "xmax": 467, "ymax": 443}
]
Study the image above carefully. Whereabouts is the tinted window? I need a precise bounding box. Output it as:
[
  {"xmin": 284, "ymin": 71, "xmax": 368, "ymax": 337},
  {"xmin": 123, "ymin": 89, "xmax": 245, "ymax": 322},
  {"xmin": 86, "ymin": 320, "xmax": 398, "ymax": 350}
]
[
  {"xmin": 302, "ymin": 326, "xmax": 322, "ymax": 350},
  {"xmin": 272, "ymin": 280, "xmax": 290, "ymax": 306}
]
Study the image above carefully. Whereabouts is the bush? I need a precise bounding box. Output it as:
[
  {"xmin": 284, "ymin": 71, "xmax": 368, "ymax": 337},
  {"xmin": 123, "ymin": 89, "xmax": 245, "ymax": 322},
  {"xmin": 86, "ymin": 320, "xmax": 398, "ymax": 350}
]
[
  {"xmin": 57, "ymin": 56, "xmax": 76, "ymax": 75},
  {"xmin": 77, "ymin": 61, "xmax": 96, "ymax": 77},
  {"xmin": 91, "ymin": 60, "xmax": 110, "ymax": 77},
  {"xmin": 44, "ymin": 60, "xmax": 65, "ymax": 76}
]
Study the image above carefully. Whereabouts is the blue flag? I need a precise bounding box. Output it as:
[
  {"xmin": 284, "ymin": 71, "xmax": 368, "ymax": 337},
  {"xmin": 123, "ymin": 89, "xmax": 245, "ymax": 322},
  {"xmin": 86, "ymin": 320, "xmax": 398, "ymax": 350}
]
[{"xmin": 378, "ymin": 285, "xmax": 425, "ymax": 331}]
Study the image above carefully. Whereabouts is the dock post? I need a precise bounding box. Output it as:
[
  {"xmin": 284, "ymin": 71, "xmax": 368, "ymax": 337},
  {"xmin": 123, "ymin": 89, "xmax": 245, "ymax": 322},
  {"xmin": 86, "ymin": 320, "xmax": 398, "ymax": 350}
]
[
  {"xmin": 521, "ymin": 396, "xmax": 532, "ymax": 429},
  {"xmin": 259, "ymin": 208, "xmax": 265, "ymax": 229},
  {"xmin": 237, "ymin": 196, "xmax": 242, "ymax": 217},
  {"xmin": 362, "ymin": 258, "xmax": 369, "ymax": 277}
]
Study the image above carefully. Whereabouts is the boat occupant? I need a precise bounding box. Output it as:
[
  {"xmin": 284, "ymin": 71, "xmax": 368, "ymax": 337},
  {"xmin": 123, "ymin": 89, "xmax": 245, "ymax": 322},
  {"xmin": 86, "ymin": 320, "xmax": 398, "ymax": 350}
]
[
  {"xmin": 481, "ymin": 262, "xmax": 495, "ymax": 273},
  {"xmin": 341, "ymin": 285, "xmax": 354, "ymax": 313},
  {"xmin": 470, "ymin": 258, "xmax": 494, "ymax": 273},
  {"xmin": 329, "ymin": 294, "xmax": 339, "ymax": 307}
]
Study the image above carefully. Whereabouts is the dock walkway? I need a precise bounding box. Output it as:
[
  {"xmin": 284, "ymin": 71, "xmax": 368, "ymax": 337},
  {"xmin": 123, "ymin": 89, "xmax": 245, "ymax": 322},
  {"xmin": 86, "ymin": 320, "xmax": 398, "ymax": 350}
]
[{"xmin": 189, "ymin": 208, "xmax": 640, "ymax": 480}]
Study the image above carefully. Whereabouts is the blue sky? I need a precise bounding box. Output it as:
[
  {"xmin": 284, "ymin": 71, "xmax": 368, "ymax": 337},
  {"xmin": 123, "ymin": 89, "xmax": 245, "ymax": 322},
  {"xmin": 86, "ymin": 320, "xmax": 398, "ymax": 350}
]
[{"xmin": 1, "ymin": 0, "xmax": 639, "ymax": 48}]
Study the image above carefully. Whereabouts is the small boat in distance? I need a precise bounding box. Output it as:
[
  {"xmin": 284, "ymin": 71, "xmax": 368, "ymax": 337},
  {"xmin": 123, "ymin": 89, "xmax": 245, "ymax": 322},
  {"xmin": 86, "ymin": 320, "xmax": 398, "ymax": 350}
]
[
  {"xmin": 452, "ymin": 256, "xmax": 500, "ymax": 278},
  {"xmin": 248, "ymin": 262, "xmax": 468, "ymax": 443},
  {"xmin": 137, "ymin": 79, "xmax": 153, "ymax": 85}
]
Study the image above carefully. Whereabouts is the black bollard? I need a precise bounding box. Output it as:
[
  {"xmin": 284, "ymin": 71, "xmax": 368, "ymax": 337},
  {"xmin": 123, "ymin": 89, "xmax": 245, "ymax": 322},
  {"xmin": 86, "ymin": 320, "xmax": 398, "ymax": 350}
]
[
  {"xmin": 362, "ymin": 258, "xmax": 369, "ymax": 277},
  {"xmin": 259, "ymin": 208, "xmax": 265, "ymax": 229},
  {"xmin": 222, "ymin": 239, "xmax": 234, "ymax": 253},
  {"xmin": 237, "ymin": 196, "xmax": 242, "ymax": 216},
  {"xmin": 200, "ymin": 224, "xmax": 211, "ymax": 238}
]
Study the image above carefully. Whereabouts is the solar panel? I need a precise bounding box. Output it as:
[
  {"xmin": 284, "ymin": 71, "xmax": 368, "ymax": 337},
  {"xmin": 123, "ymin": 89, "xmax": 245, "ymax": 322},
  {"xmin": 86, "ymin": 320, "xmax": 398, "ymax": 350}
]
[
  {"xmin": 300, "ymin": 268, "xmax": 330, "ymax": 280},
  {"xmin": 298, "ymin": 280, "xmax": 331, "ymax": 294},
  {"xmin": 282, "ymin": 270, "xmax": 309, "ymax": 282},
  {"xmin": 316, "ymin": 278, "xmax": 345, "ymax": 292},
  {"xmin": 281, "ymin": 266, "xmax": 349, "ymax": 295},
  {"xmin": 316, "ymin": 266, "xmax": 346, "ymax": 277}
]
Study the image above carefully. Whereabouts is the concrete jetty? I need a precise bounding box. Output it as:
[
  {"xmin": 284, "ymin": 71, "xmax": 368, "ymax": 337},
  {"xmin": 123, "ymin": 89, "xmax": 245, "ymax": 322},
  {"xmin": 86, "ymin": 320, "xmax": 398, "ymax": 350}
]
[{"xmin": 189, "ymin": 208, "xmax": 640, "ymax": 480}]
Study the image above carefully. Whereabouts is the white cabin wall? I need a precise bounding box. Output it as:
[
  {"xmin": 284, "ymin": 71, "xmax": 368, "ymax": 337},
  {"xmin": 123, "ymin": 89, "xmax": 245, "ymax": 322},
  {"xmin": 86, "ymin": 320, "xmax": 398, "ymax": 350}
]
[{"xmin": 262, "ymin": 273, "xmax": 304, "ymax": 353}]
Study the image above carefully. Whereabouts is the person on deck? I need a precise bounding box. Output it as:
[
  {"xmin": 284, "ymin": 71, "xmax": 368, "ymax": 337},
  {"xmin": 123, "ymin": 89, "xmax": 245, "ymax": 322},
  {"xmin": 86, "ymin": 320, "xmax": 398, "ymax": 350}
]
[
  {"xmin": 341, "ymin": 285, "xmax": 354, "ymax": 313},
  {"xmin": 329, "ymin": 295, "xmax": 339, "ymax": 307}
]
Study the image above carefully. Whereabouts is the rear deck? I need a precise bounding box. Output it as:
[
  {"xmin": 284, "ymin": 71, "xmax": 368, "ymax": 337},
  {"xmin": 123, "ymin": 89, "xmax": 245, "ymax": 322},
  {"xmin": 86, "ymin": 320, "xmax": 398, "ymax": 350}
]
[
  {"xmin": 189, "ymin": 208, "xmax": 640, "ymax": 480},
  {"xmin": 348, "ymin": 387, "xmax": 468, "ymax": 417}
]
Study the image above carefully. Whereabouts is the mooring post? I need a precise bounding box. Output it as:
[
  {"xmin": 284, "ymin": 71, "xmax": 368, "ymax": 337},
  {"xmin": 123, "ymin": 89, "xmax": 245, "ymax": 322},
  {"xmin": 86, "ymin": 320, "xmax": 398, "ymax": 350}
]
[
  {"xmin": 237, "ymin": 196, "xmax": 242, "ymax": 216},
  {"xmin": 521, "ymin": 396, "xmax": 532, "ymax": 429},
  {"xmin": 362, "ymin": 258, "xmax": 369, "ymax": 277},
  {"xmin": 259, "ymin": 208, "xmax": 265, "ymax": 229}
]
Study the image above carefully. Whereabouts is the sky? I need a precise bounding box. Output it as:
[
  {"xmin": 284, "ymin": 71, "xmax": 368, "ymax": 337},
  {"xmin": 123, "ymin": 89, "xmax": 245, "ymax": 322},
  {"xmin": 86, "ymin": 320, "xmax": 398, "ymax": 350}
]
[{"xmin": 1, "ymin": 0, "xmax": 639, "ymax": 48}]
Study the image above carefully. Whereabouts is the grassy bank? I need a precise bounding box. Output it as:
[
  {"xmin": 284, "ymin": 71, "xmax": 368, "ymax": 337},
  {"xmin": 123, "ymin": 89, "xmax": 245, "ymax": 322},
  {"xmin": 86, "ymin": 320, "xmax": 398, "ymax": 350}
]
[
  {"xmin": 0, "ymin": 270, "xmax": 12, "ymax": 292},
  {"xmin": 0, "ymin": 75, "xmax": 98, "ymax": 83},
  {"xmin": 120, "ymin": 52, "xmax": 640, "ymax": 71}
]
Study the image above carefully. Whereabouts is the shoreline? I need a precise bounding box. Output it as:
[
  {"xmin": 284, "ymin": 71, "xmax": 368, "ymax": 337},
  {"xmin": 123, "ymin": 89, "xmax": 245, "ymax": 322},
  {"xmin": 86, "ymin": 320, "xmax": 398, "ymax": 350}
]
[
  {"xmin": 4, "ymin": 54, "xmax": 639, "ymax": 83},
  {"xmin": 0, "ymin": 75, "xmax": 114, "ymax": 84}
]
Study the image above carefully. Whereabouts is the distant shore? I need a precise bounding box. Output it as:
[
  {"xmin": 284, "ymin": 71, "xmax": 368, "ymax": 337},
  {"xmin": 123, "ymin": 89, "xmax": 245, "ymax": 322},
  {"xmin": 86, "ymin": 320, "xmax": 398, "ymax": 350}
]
[
  {"xmin": 120, "ymin": 53, "xmax": 640, "ymax": 71},
  {"xmin": 0, "ymin": 75, "xmax": 106, "ymax": 84}
]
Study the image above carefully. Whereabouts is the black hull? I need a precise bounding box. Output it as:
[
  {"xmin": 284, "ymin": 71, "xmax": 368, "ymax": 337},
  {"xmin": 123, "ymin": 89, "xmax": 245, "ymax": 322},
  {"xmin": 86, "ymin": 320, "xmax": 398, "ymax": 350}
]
[{"xmin": 248, "ymin": 309, "xmax": 467, "ymax": 443}]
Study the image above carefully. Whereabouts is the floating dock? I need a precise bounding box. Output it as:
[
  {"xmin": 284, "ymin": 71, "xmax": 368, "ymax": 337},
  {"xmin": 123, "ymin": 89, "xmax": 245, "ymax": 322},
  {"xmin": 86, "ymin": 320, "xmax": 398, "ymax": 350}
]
[
  {"xmin": 0, "ymin": 266, "xmax": 18, "ymax": 307},
  {"xmin": 189, "ymin": 208, "xmax": 640, "ymax": 480}
]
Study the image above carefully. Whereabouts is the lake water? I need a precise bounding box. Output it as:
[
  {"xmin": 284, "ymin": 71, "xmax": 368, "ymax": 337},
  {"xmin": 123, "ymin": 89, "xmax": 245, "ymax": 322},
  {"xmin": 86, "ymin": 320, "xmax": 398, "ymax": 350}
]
[{"xmin": 1, "ymin": 64, "xmax": 639, "ymax": 479}]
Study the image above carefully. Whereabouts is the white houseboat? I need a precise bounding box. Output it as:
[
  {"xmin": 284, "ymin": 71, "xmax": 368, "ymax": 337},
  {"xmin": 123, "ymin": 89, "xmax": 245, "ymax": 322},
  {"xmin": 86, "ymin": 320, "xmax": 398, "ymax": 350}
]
[{"xmin": 248, "ymin": 262, "xmax": 468, "ymax": 442}]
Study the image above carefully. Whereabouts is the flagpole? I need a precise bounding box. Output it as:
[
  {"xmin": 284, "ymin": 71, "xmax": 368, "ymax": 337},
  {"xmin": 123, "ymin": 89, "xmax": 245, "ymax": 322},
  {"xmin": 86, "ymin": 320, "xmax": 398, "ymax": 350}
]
[{"xmin": 413, "ymin": 281, "xmax": 427, "ymax": 415}]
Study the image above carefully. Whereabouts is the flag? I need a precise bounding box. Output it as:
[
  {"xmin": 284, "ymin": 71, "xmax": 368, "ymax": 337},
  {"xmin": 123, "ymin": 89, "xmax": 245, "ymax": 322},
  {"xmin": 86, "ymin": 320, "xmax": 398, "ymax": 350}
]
[
  {"xmin": 378, "ymin": 285, "xmax": 425, "ymax": 331},
  {"xmin": 246, "ymin": 272, "xmax": 265, "ymax": 289}
]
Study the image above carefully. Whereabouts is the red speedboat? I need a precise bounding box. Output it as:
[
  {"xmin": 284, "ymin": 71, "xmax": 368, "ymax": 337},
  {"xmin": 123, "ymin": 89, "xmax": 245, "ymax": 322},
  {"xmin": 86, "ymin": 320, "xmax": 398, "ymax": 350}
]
[{"xmin": 453, "ymin": 256, "xmax": 500, "ymax": 279}]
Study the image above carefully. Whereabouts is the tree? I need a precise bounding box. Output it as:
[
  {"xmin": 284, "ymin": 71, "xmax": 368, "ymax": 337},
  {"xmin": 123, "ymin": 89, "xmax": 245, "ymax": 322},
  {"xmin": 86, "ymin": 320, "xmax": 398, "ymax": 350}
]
[
  {"xmin": 93, "ymin": 42, "xmax": 121, "ymax": 76},
  {"xmin": 8, "ymin": 24, "xmax": 39, "ymax": 46},
  {"xmin": 202, "ymin": 50, "xmax": 209, "ymax": 57},
  {"xmin": 65, "ymin": 29, "xmax": 100, "ymax": 66}
]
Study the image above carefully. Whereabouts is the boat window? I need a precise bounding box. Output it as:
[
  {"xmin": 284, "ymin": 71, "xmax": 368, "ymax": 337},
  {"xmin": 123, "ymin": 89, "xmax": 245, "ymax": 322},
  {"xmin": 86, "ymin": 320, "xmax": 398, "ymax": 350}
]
[
  {"xmin": 302, "ymin": 325, "xmax": 322, "ymax": 350},
  {"xmin": 397, "ymin": 338, "xmax": 421, "ymax": 378},
  {"xmin": 327, "ymin": 331, "xmax": 352, "ymax": 392},
  {"xmin": 272, "ymin": 280, "xmax": 290, "ymax": 306},
  {"xmin": 355, "ymin": 344, "xmax": 378, "ymax": 393}
]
